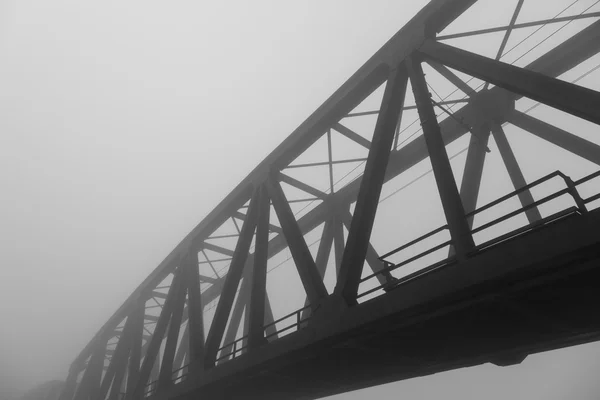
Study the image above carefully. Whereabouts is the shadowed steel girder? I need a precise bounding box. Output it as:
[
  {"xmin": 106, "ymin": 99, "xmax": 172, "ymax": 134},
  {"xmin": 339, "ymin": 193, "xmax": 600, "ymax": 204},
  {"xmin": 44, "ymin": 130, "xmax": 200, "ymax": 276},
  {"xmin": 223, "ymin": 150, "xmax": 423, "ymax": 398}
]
[{"xmin": 418, "ymin": 39, "xmax": 600, "ymax": 125}]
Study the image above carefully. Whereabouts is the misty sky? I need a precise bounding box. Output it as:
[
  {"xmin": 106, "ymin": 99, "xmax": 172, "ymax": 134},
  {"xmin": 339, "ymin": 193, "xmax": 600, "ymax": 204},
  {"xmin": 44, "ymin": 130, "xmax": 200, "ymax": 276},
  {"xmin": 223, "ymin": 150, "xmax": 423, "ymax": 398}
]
[{"xmin": 2, "ymin": 1, "xmax": 600, "ymax": 399}]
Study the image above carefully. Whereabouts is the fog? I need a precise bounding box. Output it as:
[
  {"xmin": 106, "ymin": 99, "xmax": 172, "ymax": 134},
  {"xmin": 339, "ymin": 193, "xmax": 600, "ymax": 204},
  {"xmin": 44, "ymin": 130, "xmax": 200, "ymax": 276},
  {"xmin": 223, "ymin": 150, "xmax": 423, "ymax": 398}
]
[{"xmin": 1, "ymin": 1, "xmax": 600, "ymax": 399}]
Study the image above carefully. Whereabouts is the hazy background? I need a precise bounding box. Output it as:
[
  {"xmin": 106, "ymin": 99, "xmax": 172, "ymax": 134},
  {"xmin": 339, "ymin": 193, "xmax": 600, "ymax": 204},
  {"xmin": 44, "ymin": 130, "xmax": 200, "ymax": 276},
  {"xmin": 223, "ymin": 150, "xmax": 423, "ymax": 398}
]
[{"xmin": 1, "ymin": 1, "xmax": 600, "ymax": 399}]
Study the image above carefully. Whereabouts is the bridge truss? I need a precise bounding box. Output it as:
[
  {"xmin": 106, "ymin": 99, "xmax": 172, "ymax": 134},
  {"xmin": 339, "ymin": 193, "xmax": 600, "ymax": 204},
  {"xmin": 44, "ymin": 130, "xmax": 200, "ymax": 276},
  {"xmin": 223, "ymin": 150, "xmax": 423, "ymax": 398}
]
[{"xmin": 59, "ymin": 0, "xmax": 600, "ymax": 399}]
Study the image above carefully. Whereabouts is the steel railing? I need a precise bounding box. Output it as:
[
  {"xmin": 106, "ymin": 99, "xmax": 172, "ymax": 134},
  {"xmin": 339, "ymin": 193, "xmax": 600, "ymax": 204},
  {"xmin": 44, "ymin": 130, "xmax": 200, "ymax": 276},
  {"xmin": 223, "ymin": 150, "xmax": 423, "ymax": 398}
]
[{"xmin": 356, "ymin": 169, "xmax": 600, "ymax": 298}]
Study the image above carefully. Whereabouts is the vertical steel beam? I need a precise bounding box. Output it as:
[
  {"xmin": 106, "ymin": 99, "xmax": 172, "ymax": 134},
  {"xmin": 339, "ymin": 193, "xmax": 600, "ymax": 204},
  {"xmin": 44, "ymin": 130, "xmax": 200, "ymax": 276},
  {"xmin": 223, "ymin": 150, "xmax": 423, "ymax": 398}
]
[
  {"xmin": 407, "ymin": 55, "xmax": 475, "ymax": 258},
  {"xmin": 267, "ymin": 175, "xmax": 328, "ymax": 305},
  {"xmin": 248, "ymin": 185, "xmax": 270, "ymax": 349},
  {"xmin": 335, "ymin": 65, "xmax": 408, "ymax": 305},
  {"xmin": 157, "ymin": 267, "xmax": 187, "ymax": 390},
  {"xmin": 125, "ymin": 304, "xmax": 143, "ymax": 397},
  {"xmin": 418, "ymin": 39, "xmax": 600, "ymax": 125},
  {"xmin": 491, "ymin": 122, "xmax": 542, "ymax": 223},
  {"xmin": 182, "ymin": 250, "xmax": 204, "ymax": 374},
  {"xmin": 204, "ymin": 189, "xmax": 260, "ymax": 367},
  {"xmin": 508, "ymin": 111, "xmax": 600, "ymax": 166}
]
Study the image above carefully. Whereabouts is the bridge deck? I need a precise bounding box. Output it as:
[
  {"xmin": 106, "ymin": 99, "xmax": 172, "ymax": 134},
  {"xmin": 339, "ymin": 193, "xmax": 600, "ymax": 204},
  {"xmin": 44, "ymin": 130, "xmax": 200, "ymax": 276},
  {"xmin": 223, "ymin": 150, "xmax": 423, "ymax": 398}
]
[{"xmin": 156, "ymin": 207, "xmax": 600, "ymax": 400}]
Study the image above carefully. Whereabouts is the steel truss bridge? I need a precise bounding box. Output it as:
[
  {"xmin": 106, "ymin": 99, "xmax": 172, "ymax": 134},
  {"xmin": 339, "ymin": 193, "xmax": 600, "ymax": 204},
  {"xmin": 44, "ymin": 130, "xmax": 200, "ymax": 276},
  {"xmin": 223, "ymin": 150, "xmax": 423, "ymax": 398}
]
[{"xmin": 50, "ymin": 0, "xmax": 600, "ymax": 399}]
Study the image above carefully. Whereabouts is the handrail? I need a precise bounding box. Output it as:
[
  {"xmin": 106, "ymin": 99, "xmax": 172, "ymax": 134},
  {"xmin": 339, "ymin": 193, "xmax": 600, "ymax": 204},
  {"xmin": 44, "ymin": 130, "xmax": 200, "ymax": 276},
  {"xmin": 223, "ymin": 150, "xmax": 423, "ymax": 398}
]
[
  {"xmin": 216, "ymin": 304, "xmax": 312, "ymax": 363},
  {"xmin": 585, "ymin": 193, "xmax": 600, "ymax": 204},
  {"xmin": 376, "ymin": 170, "xmax": 587, "ymax": 267},
  {"xmin": 364, "ymin": 240, "xmax": 452, "ymax": 283},
  {"xmin": 264, "ymin": 305, "xmax": 311, "ymax": 328},
  {"xmin": 470, "ymin": 187, "xmax": 571, "ymax": 234},
  {"xmin": 379, "ymin": 225, "xmax": 449, "ymax": 260},
  {"xmin": 171, "ymin": 363, "xmax": 189, "ymax": 375},
  {"xmin": 368, "ymin": 169, "xmax": 599, "ymax": 296},
  {"xmin": 474, "ymin": 207, "xmax": 580, "ymax": 252},
  {"xmin": 465, "ymin": 170, "xmax": 566, "ymax": 218},
  {"xmin": 574, "ymin": 169, "xmax": 600, "ymax": 185}
]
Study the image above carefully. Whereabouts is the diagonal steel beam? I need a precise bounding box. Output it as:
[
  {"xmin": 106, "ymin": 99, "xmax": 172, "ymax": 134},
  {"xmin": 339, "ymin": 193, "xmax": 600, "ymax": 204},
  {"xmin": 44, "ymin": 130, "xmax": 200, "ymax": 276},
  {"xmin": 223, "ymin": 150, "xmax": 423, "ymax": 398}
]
[
  {"xmin": 509, "ymin": 111, "xmax": 600, "ymax": 166},
  {"xmin": 201, "ymin": 242, "xmax": 235, "ymax": 258},
  {"xmin": 337, "ymin": 210, "xmax": 394, "ymax": 287},
  {"xmin": 172, "ymin": 323, "xmax": 189, "ymax": 376},
  {"xmin": 204, "ymin": 190, "xmax": 260, "ymax": 367},
  {"xmin": 495, "ymin": 0, "xmax": 525, "ymax": 60},
  {"xmin": 106, "ymin": 323, "xmax": 135, "ymax": 400},
  {"xmin": 97, "ymin": 315, "xmax": 135, "ymax": 400},
  {"xmin": 333, "ymin": 123, "xmax": 371, "ymax": 149},
  {"xmin": 447, "ymin": 124, "xmax": 491, "ymax": 258},
  {"xmin": 234, "ymin": 210, "xmax": 283, "ymax": 235},
  {"xmin": 491, "ymin": 122, "xmax": 542, "ymax": 223},
  {"xmin": 460, "ymin": 126, "xmax": 491, "ymax": 227},
  {"xmin": 300, "ymin": 218, "xmax": 334, "ymax": 321},
  {"xmin": 427, "ymin": 60, "xmax": 476, "ymax": 96},
  {"xmin": 267, "ymin": 175, "xmax": 328, "ymax": 305},
  {"xmin": 130, "ymin": 268, "xmax": 185, "ymax": 399},
  {"xmin": 332, "ymin": 215, "xmax": 345, "ymax": 278},
  {"xmin": 201, "ymin": 249, "xmax": 221, "ymax": 279},
  {"xmin": 279, "ymin": 172, "xmax": 328, "ymax": 200},
  {"xmin": 408, "ymin": 55, "xmax": 475, "ymax": 259},
  {"xmin": 219, "ymin": 265, "xmax": 252, "ymax": 362},
  {"xmin": 336, "ymin": 65, "xmax": 408, "ymax": 304},
  {"xmin": 437, "ymin": 11, "xmax": 600, "ymax": 40},
  {"xmin": 482, "ymin": 0, "xmax": 525, "ymax": 91},
  {"xmin": 418, "ymin": 39, "xmax": 600, "ymax": 125}
]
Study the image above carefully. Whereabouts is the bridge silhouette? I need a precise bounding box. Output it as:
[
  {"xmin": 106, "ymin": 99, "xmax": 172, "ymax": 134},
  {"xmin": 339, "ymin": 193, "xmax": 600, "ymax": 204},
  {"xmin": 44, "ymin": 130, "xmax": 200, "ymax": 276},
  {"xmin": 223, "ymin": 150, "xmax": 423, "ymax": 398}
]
[{"xmin": 43, "ymin": 0, "xmax": 600, "ymax": 399}]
